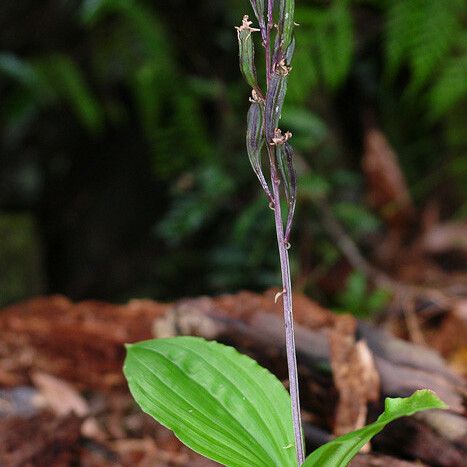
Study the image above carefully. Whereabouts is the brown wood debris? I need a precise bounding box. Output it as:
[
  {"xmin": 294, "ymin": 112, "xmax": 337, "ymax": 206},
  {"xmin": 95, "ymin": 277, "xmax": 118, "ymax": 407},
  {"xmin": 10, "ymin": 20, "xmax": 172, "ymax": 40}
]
[
  {"xmin": 0, "ymin": 295, "xmax": 168, "ymax": 390},
  {"xmin": 329, "ymin": 315, "xmax": 380, "ymax": 438},
  {"xmin": 0, "ymin": 411, "xmax": 81, "ymax": 466},
  {"xmin": 362, "ymin": 128, "xmax": 414, "ymax": 230},
  {"xmin": 0, "ymin": 291, "xmax": 466, "ymax": 466}
]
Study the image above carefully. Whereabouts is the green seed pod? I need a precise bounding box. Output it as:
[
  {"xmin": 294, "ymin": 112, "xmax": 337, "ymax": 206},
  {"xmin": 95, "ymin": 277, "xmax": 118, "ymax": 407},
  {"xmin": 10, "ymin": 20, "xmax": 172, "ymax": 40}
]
[
  {"xmin": 247, "ymin": 99, "xmax": 272, "ymax": 200},
  {"xmin": 265, "ymin": 62, "xmax": 289, "ymax": 143},
  {"xmin": 279, "ymin": 0, "xmax": 295, "ymax": 54},
  {"xmin": 279, "ymin": 142, "xmax": 297, "ymax": 241},
  {"xmin": 236, "ymin": 16, "xmax": 262, "ymax": 96}
]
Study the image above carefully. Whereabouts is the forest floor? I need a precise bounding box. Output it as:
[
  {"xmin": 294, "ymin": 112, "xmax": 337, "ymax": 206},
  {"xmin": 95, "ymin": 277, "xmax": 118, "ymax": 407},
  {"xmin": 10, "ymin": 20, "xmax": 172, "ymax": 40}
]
[{"xmin": 0, "ymin": 281, "xmax": 466, "ymax": 466}]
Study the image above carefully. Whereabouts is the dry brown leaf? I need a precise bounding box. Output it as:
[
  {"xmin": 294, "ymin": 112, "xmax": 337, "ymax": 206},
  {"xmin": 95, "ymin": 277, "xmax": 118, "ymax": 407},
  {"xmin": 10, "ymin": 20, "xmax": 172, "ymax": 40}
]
[
  {"xmin": 31, "ymin": 371, "xmax": 89, "ymax": 417},
  {"xmin": 448, "ymin": 348, "xmax": 467, "ymax": 377},
  {"xmin": 428, "ymin": 300, "xmax": 467, "ymax": 370},
  {"xmin": 0, "ymin": 411, "xmax": 81, "ymax": 466},
  {"xmin": 362, "ymin": 129, "xmax": 414, "ymax": 229},
  {"xmin": 329, "ymin": 315, "xmax": 380, "ymax": 440},
  {"xmin": 81, "ymin": 417, "xmax": 108, "ymax": 442}
]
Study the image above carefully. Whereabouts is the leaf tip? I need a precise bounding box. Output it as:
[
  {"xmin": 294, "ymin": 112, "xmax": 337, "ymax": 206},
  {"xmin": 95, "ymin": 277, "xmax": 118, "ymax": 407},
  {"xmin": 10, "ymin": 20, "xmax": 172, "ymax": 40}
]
[
  {"xmin": 384, "ymin": 389, "xmax": 449, "ymax": 416},
  {"xmin": 414, "ymin": 389, "xmax": 449, "ymax": 410}
]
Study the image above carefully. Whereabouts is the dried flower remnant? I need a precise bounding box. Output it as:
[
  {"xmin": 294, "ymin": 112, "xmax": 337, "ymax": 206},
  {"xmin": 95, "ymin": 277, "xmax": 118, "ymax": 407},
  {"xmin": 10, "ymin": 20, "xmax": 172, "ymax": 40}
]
[
  {"xmin": 271, "ymin": 128, "xmax": 292, "ymax": 146},
  {"xmin": 235, "ymin": 14, "xmax": 261, "ymax": 35},
  {"xmin": 275, "ymin": 58, "xmax": 292, "ymax": 76}
]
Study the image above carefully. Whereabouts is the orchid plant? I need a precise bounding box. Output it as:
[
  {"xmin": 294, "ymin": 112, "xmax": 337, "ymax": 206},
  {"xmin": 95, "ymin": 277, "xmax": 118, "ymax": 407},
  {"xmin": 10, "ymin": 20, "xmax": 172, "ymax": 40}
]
[{"xmin": 123, "ymin": 1, "xmax": 446, "ymax": 466}]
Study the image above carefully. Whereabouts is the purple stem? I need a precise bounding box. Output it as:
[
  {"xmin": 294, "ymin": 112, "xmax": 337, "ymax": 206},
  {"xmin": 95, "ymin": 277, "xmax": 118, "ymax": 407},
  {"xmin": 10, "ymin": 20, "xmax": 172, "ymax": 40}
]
[
  {"xmin": 263, "ymin": 1, "xmax": 303, "ymax": 463},
  {"xmin": 269, "ymin": 149, "xmax": 305, "ymax": 465},
  {"xmin": 265, "ymin": 0, "xmax": 274, "ymax": 83}
]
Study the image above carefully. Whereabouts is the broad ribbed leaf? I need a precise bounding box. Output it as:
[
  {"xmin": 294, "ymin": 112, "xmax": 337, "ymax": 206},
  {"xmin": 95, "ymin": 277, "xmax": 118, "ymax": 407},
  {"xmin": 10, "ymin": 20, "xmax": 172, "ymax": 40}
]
[
  {"xmin": 124, "ymin": 337, "xmax": 295, "ymax": 467},
  {"xmin": 303, "ymin": 390, "xmax": 446, "ymax": 467},
  {"xmin": 278, "ymin": 142, "xmax": 297, "ymax": 241},
  {"xmin": 237, "ymin": 18, "xmax": 262, "ymax": 96},
  {"xmin": 265, "ymin": 69, "xmax": 288, "ymax": 143},
  {"xmin": 247, "ymin": 101, "xmax": 272, "ymax": 200}
]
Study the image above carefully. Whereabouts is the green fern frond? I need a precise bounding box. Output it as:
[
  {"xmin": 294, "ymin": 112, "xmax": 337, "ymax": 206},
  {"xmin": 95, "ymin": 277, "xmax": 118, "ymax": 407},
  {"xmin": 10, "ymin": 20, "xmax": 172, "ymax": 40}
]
[
  {"xmin": 290, "ymin": 0, "xmax": 354, "ymax": 97},
  {"xmin": 386, "ymin": 0, "xmax": 463, "ymax": 91}
]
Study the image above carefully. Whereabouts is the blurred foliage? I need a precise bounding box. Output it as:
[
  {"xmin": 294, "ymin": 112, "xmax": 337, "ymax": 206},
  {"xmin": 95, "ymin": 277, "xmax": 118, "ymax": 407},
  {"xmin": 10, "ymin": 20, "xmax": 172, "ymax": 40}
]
[
  {"xmin": 0, "ymin": 0, "xmax": 466, "ymax": 309},
  {"xmin": 0, "ymin": 213, "xmax": 44, "ymax": 306},
  {"xmin": 336, "ymin": 271, "xmax": 391, "ymax": 318}
]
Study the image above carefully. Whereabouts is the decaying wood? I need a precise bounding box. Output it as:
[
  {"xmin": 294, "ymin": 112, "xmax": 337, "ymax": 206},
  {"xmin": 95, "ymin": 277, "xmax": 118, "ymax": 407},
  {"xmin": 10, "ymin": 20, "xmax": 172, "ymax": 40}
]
[
  {"xmin": 372, "ymin": 415, "xmax": 467, "ymax": 467},
  {"xmin": 0, "ymin": 291, "xmax": 466, "ymax": 466},
  {"xmin": 329, "ymin": 316, "xmax": 380, "ymax": 439},
  {"xmin": 0, "ymin": 411, "xmax": 81, "ymax": 466},
  {"xmin": 421, "ymin": 221, "xmax": 467, "ymax": 257},
  {"xmin": 350, "ymin": 453, "xmax": 427, "ymax": 467},
  {"xmin": 0, "ymin": 296, "xmax": 168, "ymax": 389}
]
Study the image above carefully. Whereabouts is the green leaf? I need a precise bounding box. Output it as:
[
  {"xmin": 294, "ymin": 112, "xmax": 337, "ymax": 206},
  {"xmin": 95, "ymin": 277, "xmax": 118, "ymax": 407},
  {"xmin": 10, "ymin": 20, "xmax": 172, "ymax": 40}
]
[
  {"xmin": 385, "ymin": 0, "xmax": 463, "ymax": 90},
  {"xmin": 333, "ymin": 202, "xmax": 380, "ymax": 236},
  {"xmin": 124, "ymin": 337, "xmax": 296, "ymax": 467},
  {"xmin": 298, "ymin": 173, "xmax": 330, "ymax": 200},
  {"xmin": 366, "ymin": 288, "xmax": 391, "ymax": 314},
  {"xmin": 428, "ymin": 51, "xmax": 467, "ymax": 119},
  {"xmin": 337, "ymin": 271, "xmax": 367, "ymax": 315},
  {"xmin": 317, "ymin": 1, "xmax": 353, "ymax": 90},
  {"xmin": 303, "ymin": 390, "xmax": 447, "ymax": 467},
  {"xmin": 37, "ymin": 55, "xmax": 104, "ymax": 132},
  {"xmin": 82, "ymin": 0, "xmax": 171, "ymax": 61},
  {"xmin": 286, "ymin": 28, "xmax": 318, "ymax": 102}
]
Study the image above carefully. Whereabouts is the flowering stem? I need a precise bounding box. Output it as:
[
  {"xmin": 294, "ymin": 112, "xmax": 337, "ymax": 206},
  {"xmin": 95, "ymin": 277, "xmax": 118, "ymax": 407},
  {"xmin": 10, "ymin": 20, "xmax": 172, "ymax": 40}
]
[
  {"xmin": 240, "ymin": 3, "xmax": 303, "ymax": 462},
  {"xmin": 269, "ymin": 150, "xmax": 305, "ymax": 466}
]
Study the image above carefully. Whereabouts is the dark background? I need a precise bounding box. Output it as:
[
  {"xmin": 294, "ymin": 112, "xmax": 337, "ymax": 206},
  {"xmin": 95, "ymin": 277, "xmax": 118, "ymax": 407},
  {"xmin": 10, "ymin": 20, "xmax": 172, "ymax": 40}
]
[{"xmin": 1, "ymin": 0, "xmax": 466, "ymax": 308}]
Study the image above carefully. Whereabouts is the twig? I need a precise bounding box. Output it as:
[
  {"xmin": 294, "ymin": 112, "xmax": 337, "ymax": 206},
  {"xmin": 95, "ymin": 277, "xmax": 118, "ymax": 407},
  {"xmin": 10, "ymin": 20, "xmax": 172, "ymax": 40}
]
[
  {"xmin": 403, "ymin": 299, "xmax": 426, "ymax": 346},
  {"xmin": 315, "ymin": 197, "xmax": 455, "ymax": 310}
]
